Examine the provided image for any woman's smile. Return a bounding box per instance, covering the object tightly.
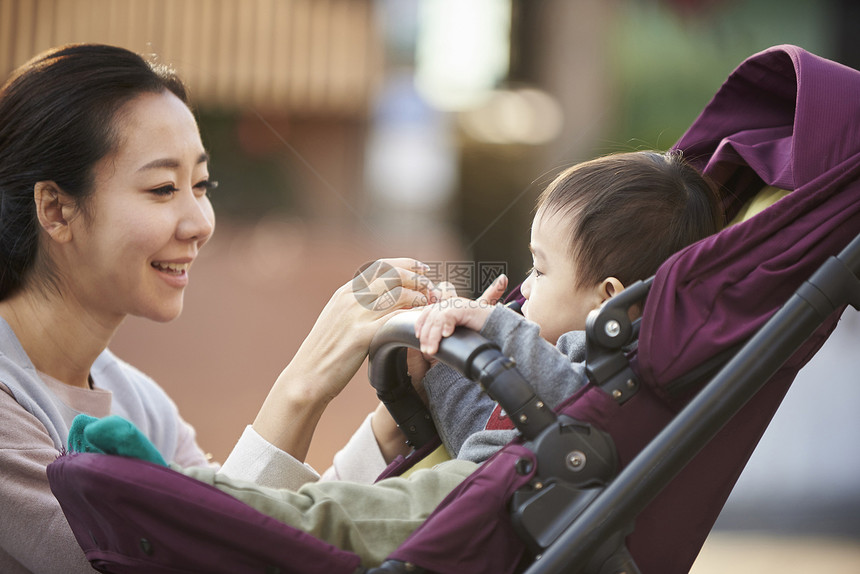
[151,260,192,288]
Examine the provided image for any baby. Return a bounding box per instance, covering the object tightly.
[414,149,724,463]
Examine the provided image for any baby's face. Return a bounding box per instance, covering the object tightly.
[519,210,603,345]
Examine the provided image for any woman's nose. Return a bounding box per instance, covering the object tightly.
[177,192,215,244]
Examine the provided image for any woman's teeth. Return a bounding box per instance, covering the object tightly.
[152,262,189,274]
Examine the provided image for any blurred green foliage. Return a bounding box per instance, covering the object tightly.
[604,0,833,151]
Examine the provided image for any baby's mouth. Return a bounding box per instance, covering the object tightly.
[151,262,189,275]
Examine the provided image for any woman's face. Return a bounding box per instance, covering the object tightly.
[64,90,215,324]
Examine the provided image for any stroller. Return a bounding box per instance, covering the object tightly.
[47,44,860,573]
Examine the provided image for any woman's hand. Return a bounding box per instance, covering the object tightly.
[292,258,437,395]
[253,258,437,461]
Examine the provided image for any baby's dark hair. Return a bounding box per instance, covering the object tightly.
[536,150,724,288]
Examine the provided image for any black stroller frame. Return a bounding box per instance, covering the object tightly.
[368,230,860,574]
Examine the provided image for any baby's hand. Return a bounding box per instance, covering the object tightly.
[414,274,508,355]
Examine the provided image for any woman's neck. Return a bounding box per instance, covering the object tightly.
[0,288,121,389]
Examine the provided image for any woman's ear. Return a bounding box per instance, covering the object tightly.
[34,181,75,243]
[598,277,626,302]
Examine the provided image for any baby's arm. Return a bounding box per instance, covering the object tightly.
[416,272,586,410]
[421,305,588,458]
[423,362,495,457]
[412,275,507,456]
[480,306,588,408]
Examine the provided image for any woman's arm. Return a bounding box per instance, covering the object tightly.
[252,258,435,464]
[320,411,390,483]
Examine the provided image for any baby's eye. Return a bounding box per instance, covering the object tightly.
[528,266,543,278]
[150,184,179,196]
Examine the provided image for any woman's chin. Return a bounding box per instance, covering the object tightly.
[138,302,184,323]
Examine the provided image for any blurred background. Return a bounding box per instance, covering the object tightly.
[2,0,858,570]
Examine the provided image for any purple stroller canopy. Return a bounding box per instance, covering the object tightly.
[387,44,860,573]
[646,43,860,388]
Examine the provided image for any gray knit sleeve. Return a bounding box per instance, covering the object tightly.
[423,362,493,458]
[422,304,589,460]
[481,305,588,409]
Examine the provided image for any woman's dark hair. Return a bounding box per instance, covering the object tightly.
[0,43,189,300]
[537,150,725,289]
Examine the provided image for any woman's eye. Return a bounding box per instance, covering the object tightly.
[150,180,218,197]
[195,179,219,196]
[150,184,179,196]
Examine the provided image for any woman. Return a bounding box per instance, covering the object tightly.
[0,43,430,572]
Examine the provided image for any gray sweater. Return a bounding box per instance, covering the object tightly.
[0,318,194,456]
[0,317,208,573]
[423,304,587,463]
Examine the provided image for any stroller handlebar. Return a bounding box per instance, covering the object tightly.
[368,310,557,449]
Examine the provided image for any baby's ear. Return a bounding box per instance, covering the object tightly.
[598,277,626,302]
[34,181,75,243]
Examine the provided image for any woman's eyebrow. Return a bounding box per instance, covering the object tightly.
[137,152,210,172]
